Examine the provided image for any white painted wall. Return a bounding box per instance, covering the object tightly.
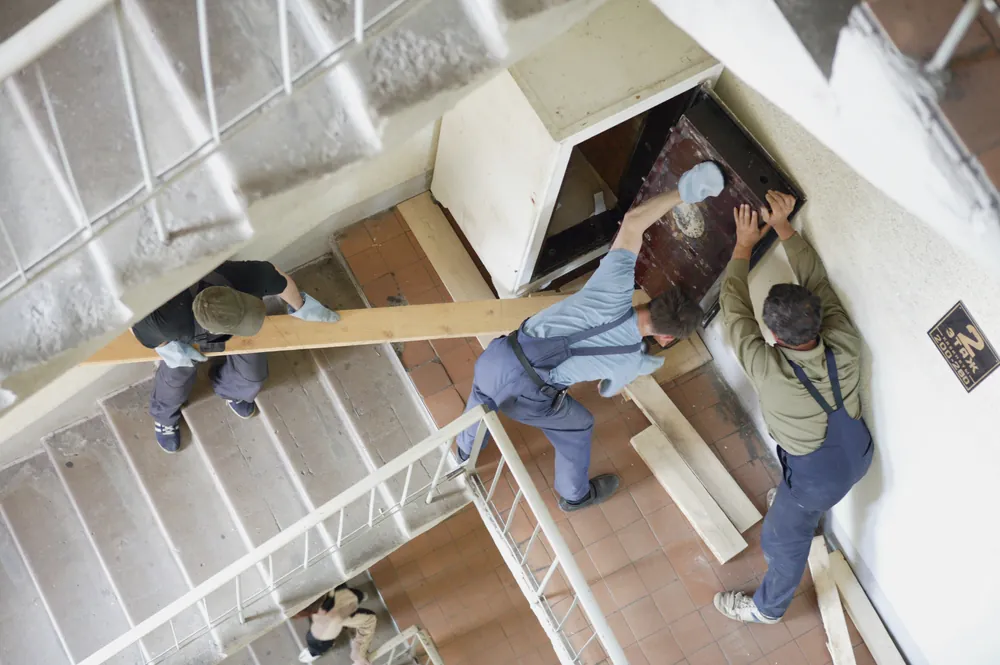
[650,0,1000,285]
[705,71,1000,665]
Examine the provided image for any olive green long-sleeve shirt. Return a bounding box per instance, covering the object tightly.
[720,233,864,455]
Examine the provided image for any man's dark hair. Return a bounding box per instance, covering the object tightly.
[762,283,822,346]
[648,287,703,338]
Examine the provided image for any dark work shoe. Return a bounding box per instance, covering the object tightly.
[558,474,620,513]
[226,399,257,419]
[154,422,181,453]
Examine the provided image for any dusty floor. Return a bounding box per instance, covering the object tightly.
[337,211,877,665]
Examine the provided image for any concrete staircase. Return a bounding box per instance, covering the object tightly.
[0,0,605,408]
[0,252,470,665]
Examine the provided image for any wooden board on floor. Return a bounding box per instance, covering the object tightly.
[84,297,567,366]
[632,425,747,563]
[830,551,906,665]
[652,333,713,384]
[808,537,857,665]
[397,192,496,349]
[624,375,761,532]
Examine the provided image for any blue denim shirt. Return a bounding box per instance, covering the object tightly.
[524,249,663,397]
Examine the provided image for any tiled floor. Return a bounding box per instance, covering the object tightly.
[335,208,482,429]
[340,207,876,664]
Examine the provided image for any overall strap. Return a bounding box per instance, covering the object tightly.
[824,346,845,410]
[786,358,834,415]
[565,310,643,356]
[507,334,553,394]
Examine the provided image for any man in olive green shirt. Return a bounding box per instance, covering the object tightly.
[714,191,874,625]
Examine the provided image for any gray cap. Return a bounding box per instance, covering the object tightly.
[192,286,266,337]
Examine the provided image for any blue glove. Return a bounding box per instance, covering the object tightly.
[155,341,208,368]
[288,292,341,323]
[678,162,725,203]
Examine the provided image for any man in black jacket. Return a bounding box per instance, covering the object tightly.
[132,260,340,452]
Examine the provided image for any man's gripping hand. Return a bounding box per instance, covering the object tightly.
[760,190,796,241]
[155,341,208,368]
[288,292,341,323]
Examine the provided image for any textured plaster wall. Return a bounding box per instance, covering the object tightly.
[703,71,1000,665]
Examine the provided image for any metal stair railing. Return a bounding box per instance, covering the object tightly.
[464,411,628,665]
[76,405,485,665]
[0,0,424,303]
[368,625,444,665]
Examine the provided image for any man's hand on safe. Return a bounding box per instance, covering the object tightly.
[761,190,796,241]
[732,204,769,260]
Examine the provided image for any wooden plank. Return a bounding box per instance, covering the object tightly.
[624,375,761,532]
[632,426,745,563]
[830,551,905,665]
[808,537,857,665]
[83,297,566,366]
[396,192,496,349]
[651,332,713,384]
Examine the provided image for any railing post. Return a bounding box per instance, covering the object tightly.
[466,419,488,470]
[235,574,245,624]
[425,442,451,504]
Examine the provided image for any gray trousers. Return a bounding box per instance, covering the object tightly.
[149,354,269,426]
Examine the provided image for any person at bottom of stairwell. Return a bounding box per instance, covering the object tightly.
[131,260,341,453]
[455,162,726,512]
[298,585,377,664]
[714,192,873,625]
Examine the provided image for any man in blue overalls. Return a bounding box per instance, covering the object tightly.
[456,162,726,512]
[714,192,873,624]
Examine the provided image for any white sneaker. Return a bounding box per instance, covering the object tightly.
[767,487,777,511]
[713,591,780,624]
[298,648,320,663]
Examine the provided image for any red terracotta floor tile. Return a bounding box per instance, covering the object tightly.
[783,590,822,639]
[431,336,470,357]
[634,550,679,592]
[652,579,697,625]
[364,209,406,243]
[690,404,741,443]
[600,491,642,530]
[607,610,637,648]
[687,642,728,665]
[747,620,794,655]
[647,504,695,547]
[853,643,876,665]
[670,610,715,657]
[714,431,754,471]
[718,626,764,665]
[699,603,740,641]
[752,640,808,665]
[794,625,832,665]
[676,371,723,414]
[665,539,725,607]
[617,519,659,563]
[407,231,426,259]
[439,342,478,384]
[587,533,630,577]
[401,340,436,368]
[732,460,775,499]
[379,232,421,271]
[424,387,465,427]
[605,564,647,609]
[630,476,672,515]
[568,507,614,548]
[395,261,436,299]
[363,273,401,307]
[346,246,390,285]
[625,642,651,665]
[639,626,685,665]
[409,361,452,397]
[407,286,446,305]
[337,223,373,257]
[622,595,666,641]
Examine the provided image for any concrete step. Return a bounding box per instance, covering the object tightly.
[101,380,278,653]
[0,454,141,665]
[247,620,304,665]
[183,384,344,611]
[44,415,220,663]
[0,517,71,665]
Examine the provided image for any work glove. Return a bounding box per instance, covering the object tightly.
[288,292,341,323]
[155,341,208,368]
[678,161,725,203]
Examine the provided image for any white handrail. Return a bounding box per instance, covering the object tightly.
[76,405,486,665]
[481,411,629,665]
[368,625,444,665]
[0,0,114,82]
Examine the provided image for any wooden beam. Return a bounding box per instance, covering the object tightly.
[631,426,746,563]
[632,425,747,564]
[624,375,761,532]
[808,536,857,665]
[83,297,566,366]
[652,333,713,384]
[397,193,496,349]
[830,551,905,665]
